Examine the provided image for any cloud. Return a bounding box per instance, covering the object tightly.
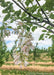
[4,34,18,42]
[32,28,52,48]
[6,42,15,50]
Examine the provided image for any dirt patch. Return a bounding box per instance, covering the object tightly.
[0,65,54,72]
[5,61,14,64]
[5,61,54,65]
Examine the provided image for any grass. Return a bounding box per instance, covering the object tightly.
[0,69,54,75]
[35,59,51,62]
[0,53,54,74]
[35,64,54,67]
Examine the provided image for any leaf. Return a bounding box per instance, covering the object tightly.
[27,26,30,31]
[25,0,29,6]
[42,0,54,11]
[4,13,10,21]
[46,33,50,36]
[14,10,21,17]
[50,13,54,19]
[49,35,54,39]
[4,23,7,25]
[42,30,47,32]
[39,34,44,40]
[22,16,31,21]
[28,5,38,13]
[8,26,12,29]
[25,0,33,6]
[45,36,47,38]
[32,26,37,32]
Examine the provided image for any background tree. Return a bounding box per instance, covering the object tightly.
[33,43,38,61]
[0,22,10,66]
[0,28,7,66]
[5,50,9,62]
[51,36,54,62]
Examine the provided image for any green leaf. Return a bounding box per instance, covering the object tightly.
[27,26,30,31]
[22,16,31,21]
[4,13,10,21]
[28,5,38,13]
[14,10,21,17]
[50,13,54,19]
[42,30,47,32]
[4,23,7,25]
[49,35,54,39]
[45,36,47,38]
[39,34,44,40]
[8,26,12,29]
[46,33,50,36]
[42,0,54,11]
[25,0,29,6]
[47,26,53,29]
[25,0,33,6]
[32,26,37,32]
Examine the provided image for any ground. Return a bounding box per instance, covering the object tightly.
[0,53,54,75]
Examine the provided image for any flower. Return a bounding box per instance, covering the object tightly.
[18,21,23,26]
[13,21,34,66]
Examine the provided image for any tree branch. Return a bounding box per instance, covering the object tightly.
[12,0,54,27]
[25,20,54,34]
[35,0,49,22]
[18,0,26,9]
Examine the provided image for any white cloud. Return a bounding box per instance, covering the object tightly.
[6,42,15,50]
[4,34,18,42]
[38,39,52,46]
[32,28,52,47]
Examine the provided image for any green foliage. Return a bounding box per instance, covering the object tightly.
[4,13,10,21]
[1,70,53,75]
[31,26,37,32]
[25,0,33,6]
[27,5,38,13]
[42,0,54,11]
[50,13,54,19]
[39,34,44,40]
[51,37,54,62]
[7,26,12,29]
[0,41,7,66]
[5,51,9,61]
[49,35,54,39]
[0,0,54,38]
[42,30,47,32]
[23,25,30,32]
[33,43,40,61]
[21,12,27,20]
[14,10,21,17]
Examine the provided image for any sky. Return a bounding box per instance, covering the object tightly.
[3,26,52,50]
[0,0,52,50]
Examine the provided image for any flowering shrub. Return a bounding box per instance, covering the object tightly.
[13,21,34,67]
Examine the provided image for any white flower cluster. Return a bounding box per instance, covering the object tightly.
[13,21,34,67]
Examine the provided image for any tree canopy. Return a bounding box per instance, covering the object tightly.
[0,0,54,40]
